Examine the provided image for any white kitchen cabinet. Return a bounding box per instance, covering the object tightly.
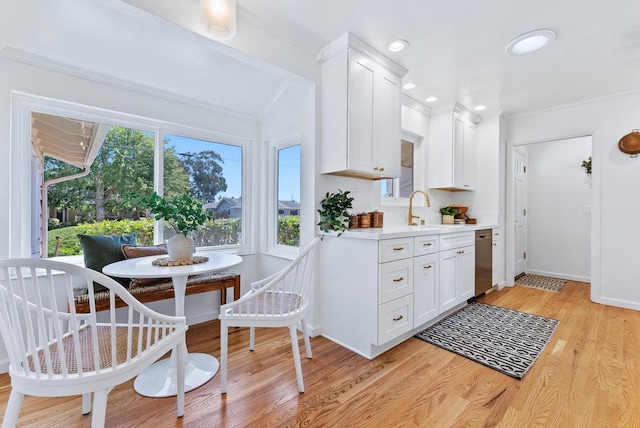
[321,229,476,359]
[318,33,407,180]
[429,104,479,191]
[492,228,505,286]
[439,232,475,311]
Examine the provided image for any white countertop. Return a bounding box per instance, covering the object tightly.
[325,223,499,240]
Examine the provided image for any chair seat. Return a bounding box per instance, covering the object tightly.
[27,325,161,375]
[228,291,302,316]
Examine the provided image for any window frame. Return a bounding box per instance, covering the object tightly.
[267,131,301,259]
[20,94,254,258]
[380,131,423,206]
[157,126,253,254]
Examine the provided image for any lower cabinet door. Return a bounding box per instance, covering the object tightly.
[377,294,413,345]
[457,245,475,301]
[414,253,438,327]
[439,248,458,311]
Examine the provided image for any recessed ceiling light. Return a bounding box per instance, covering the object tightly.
[388,39,409,52]
[474,105,487,111]
[425,96,439,103]
[402,82,417,90]
[506,29,556,55]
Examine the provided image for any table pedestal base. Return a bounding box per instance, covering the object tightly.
[133,353,219,397]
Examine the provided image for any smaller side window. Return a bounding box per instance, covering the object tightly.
[268,132,301,257]
[381,138,415,200]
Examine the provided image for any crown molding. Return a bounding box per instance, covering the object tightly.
[317,32,408,78]
[401,94,431,116]
[431,102,481,123]
[0,45,258,121]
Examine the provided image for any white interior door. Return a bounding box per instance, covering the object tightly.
[513,150,527,277]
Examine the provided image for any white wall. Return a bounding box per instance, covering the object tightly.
[508,90,640,310]
[525,136,591,281]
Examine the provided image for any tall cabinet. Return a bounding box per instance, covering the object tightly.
[429,104,479,191]
[318,33,408,180]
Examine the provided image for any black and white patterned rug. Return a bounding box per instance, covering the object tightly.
[414,302,559,379]
[515,274,566,292]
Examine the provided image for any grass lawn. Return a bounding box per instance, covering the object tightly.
[47,226,80,257]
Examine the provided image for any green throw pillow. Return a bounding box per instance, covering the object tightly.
[78,234,137,292]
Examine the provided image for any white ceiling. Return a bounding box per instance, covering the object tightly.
[123,0,640,117]
[2,0,640,118]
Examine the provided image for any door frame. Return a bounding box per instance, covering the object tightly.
[505,127,601,303]
[512,149,528,277]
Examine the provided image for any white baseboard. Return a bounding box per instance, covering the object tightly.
[593,296,640,311]
[526,269,590,283]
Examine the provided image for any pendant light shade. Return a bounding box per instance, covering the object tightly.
[200,0,236,40]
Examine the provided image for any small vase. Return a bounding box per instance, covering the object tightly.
[442,214,455,224]
[167,234,195,261]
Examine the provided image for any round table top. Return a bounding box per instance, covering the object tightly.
[103,252,243,279]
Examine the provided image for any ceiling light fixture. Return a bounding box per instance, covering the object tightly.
[474,105,487,111]
[388,39,409,52]
[506,29,556,55]
[200,0,236,40]
[403,82,417,90]
[425,96,438,103]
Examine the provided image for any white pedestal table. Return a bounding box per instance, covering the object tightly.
[103,252,242,398]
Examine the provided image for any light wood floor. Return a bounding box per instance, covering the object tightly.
[2,281,640,427]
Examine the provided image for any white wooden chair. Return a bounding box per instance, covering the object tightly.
[219,237,320,393]
[0,258,188,428]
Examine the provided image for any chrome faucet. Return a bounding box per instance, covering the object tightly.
[408,190,431,226]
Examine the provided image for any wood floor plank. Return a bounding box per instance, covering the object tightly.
[3,281,640,427]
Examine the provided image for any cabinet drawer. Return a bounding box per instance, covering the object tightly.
[379,237,413,263]
[414,235,439,256]
[439,231,474,251]
[379,258,413,304]
[377,294,413,345]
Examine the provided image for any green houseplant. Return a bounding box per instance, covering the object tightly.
[135,192,212,260]
[318,190,354,237]
[581,156,592,175]
[439,206,460,224]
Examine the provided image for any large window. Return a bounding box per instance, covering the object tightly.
[36,110,250,257]
[163,134,243,248]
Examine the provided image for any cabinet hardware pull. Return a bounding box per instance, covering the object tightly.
[380,167,384,171]
[424,265,432,269]
[393,247,404,251]
[494,233,500,236]
[423,243,432,247]
[393,315,404,321]
[373,166,379,171]
[493,243,497,246]
[393,277,404,282]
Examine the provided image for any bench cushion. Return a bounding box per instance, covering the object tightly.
[73,271,239,313]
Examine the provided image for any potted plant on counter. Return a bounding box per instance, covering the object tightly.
[318,190,354,237]
[439,206,460,224]
[134,192,212,261]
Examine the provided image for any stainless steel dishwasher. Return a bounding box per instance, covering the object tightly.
[475,229,493,296]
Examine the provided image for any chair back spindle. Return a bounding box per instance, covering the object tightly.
[0,258,188,426]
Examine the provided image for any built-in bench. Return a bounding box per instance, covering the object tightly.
[72,271,240,313]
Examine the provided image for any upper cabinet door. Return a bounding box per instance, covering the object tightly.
[348,51,376,174]
[376,70,401,178]
[428,104,479,191]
